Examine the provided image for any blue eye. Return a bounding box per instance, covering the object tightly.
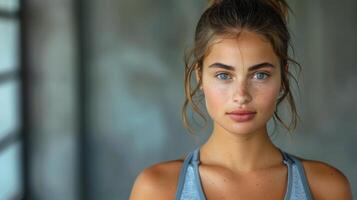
[254,72,269,80]
[216,73,231,80]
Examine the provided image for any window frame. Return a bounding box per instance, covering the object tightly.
[0,1,26,199]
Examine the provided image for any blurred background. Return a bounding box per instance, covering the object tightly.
[0,0,356,199]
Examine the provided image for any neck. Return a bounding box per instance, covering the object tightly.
[200,124,282,173]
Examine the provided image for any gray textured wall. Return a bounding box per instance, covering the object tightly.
[85,0,357,199]
[26,1,79,199]
[85,1,209,199]
[26,0,356,199]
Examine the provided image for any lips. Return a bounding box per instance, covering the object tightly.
[227,109,256,115]
[227,109,256,122]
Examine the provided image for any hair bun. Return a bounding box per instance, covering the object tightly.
[208,0,290,22]
[263,0,290,22]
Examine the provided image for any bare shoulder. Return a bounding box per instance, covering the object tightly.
[298,157,353,200]
[129,157,185,200]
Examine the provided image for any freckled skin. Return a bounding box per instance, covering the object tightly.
[200,31,282,136]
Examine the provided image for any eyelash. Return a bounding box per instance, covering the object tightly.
[215,72,271,81]
[253,72,270,80]
[215,72,232,81]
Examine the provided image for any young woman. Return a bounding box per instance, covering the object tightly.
[130,0,353,199]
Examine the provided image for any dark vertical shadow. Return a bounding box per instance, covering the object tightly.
[19,0,30,199]
[0,8,18,19]
[75,0,89,199]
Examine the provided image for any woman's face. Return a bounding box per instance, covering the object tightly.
[199,31,282,136]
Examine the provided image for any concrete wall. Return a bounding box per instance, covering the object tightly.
[26,1,79,199]
[26,0,356,199]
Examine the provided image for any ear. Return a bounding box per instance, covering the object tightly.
[280,64,289,92]
[194,64,202,88]
[283,64,289,76]
[284,64,288,73]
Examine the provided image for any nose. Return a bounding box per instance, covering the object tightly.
[233,79,252,105]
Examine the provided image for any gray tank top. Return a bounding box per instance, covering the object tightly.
[175,147,313,200]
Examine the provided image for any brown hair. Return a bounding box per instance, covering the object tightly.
[182,0,301,134]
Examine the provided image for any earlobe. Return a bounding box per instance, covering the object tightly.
[277,85,284,99]
[279,89,284,97]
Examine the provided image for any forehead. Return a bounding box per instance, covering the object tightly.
[203,31,280,68]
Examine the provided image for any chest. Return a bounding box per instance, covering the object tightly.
[199,165,288,200]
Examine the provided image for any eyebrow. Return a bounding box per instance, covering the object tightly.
[208,62,275,71]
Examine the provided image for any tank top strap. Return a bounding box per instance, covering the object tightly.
[192,147,201,164]
[279,148,295,165]
[191,147,207,200]
[278,148,294,200]
[284,152,313,200]
[279,150,313,200]
[175,150,194,200]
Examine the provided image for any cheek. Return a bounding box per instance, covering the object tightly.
[203,82,230,115]
[253,83,280,113]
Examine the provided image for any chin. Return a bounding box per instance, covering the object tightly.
[228,124,263,135]
[215,117,267,136]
